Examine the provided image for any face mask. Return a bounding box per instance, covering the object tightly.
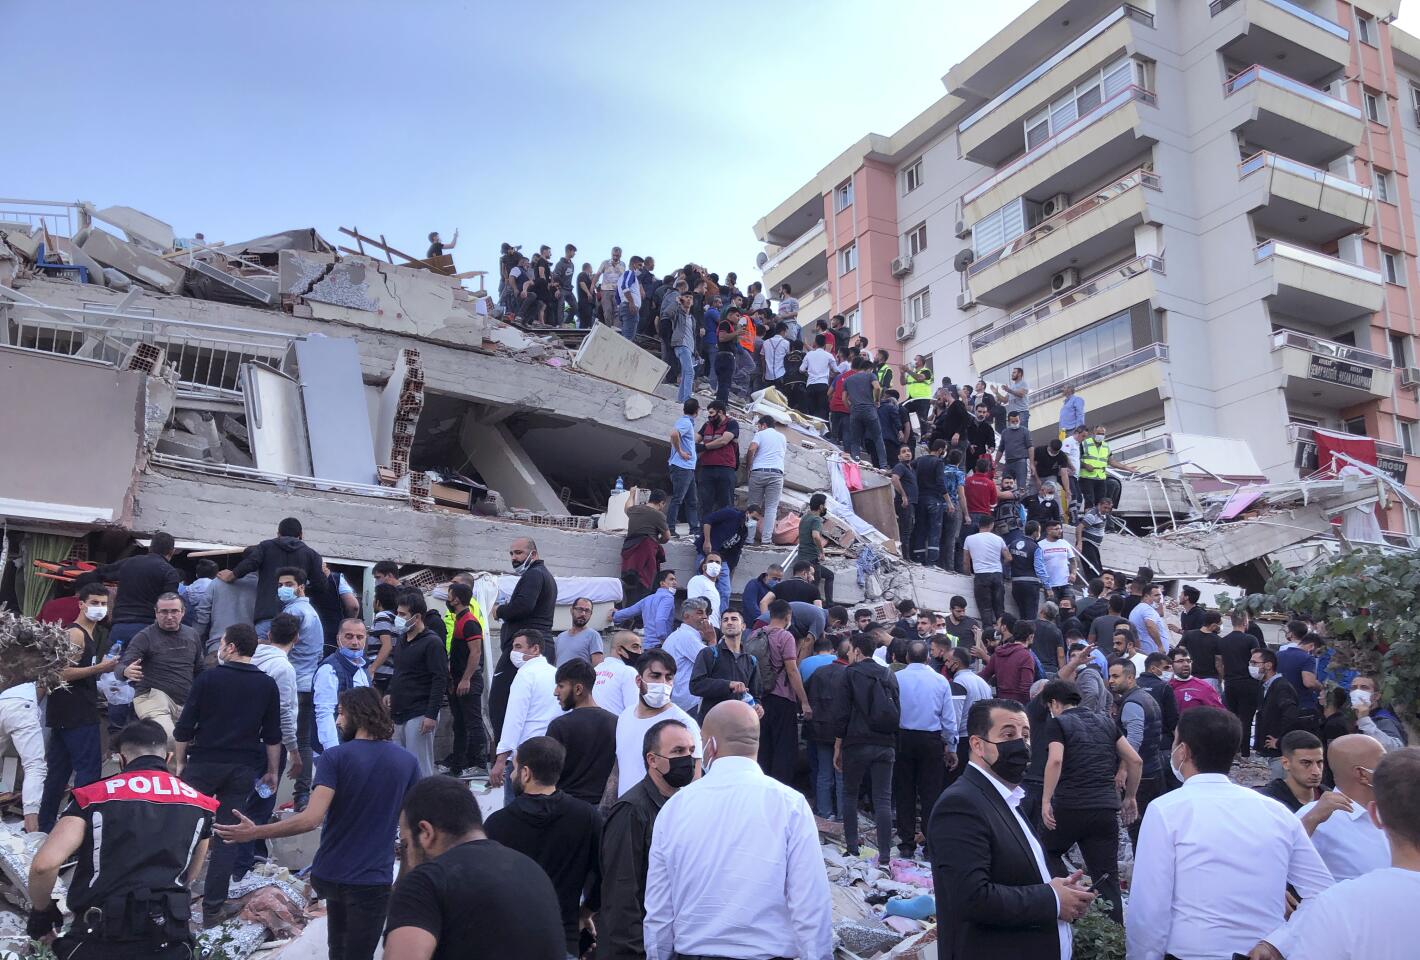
[277,586,297,604]
[513,555,533,575]
[641,682,672,709]
[1248,665,1262,680]
[704,562,722,578]
[339,646,364,664]
[393,616,409,634]
[1161,671,1174,683]
[986,738,1030,785]
[85,605,108,622]
[1096,434,1106,442]
[701,736,718,773]
[511,650,530,668]
[1170,744,1186,782]
[1350,689,1372,708]
[661,754,696,788]
[767,577,781,588]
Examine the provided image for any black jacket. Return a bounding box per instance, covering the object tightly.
[597,776,670,960]
[387,627,448,723]
[1255,674,1302,756]
[100,553,183,625]
[928,764,1062,960]
[230,536,326,623]
[484,791,602,957]
[805,659,848,743]
[688,641,760,723]
[497,560,558,653]
[833,659,900,748]
[1137,672,1179,743]
[1076,596,1108,630]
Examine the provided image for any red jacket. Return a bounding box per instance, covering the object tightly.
[963,473,998,516]
[979,641,1036,702]
[829,372,851,414]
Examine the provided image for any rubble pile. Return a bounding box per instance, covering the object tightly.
[817,817,939,959]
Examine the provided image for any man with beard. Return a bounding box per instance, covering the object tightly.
[613,650,703,797]
[215,687,419,960]
[546,659,617,806]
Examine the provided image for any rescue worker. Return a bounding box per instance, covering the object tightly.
[1077,424,1135,508]
[28,719,218,958]
[902,356,934,441]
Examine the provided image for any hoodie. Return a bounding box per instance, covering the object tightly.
[230,535,326,623]
[281,596,325,691]
[979,641,1037,702]
[250,644,299,751]
[483,791,602,956]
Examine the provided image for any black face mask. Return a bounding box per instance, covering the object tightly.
[661,754,695,789]
[986,738,1031,784]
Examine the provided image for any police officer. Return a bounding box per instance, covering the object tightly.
[1077,423,1135,508]
[28,719,218,958]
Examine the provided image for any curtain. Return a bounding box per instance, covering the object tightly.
[20,533,75,617]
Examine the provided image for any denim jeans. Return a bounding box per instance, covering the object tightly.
[1003,457,1030,491]
[234,749,287,879]
[182,760,259,917]
[814,742,846,818]
[618,302,639,340]
[313,878,391,960]
[675,345,695,402]
[39,723,102,831]
[698,465,737,515]
[667,465,700,534]
[847,407,886,467]
[940,505,962,572]
[913,497,944,565]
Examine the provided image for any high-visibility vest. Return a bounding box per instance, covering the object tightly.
[1080,437,1110,479]
[905,369,933,401]
[442,598,487,656]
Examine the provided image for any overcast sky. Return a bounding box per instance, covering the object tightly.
[6,0,1032,285]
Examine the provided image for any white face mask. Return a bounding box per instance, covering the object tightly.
[704,562,722,578]
[1350,689,1373,708]
[85,605,108,622]
[393,615,409,635]
[641,682,672,709]
[1170,744,1186,783]
[1248,665,1262,680]
[1161,671,1174,683]
[511,650,530,669]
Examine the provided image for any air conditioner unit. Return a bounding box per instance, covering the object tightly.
[1040,193,1070,220]
[1400,366,1420,387]
[891,255,914,277]
[1050,267,1080,293]
[954,218,970,239]
[895,321,917,342]
[957,290,976,310]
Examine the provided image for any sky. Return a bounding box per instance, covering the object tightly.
[6,0,1033,286]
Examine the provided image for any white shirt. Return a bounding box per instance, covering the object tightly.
[686,575,722,629]
[802,348,835,386]
[749,427,787,472]
[950,669,993,742]
[661,625,710,714]
[968,761,1071,960]
[763,335,789,380]
[1126,773,1334,960]
[1263,866,1419,960]
[312,655,370,752]
[644,755,832,960]
[614,703,702,797]
[495,655,563,755]
[1061,435,1081,473]
[964,531,1008,574]
[617,268,641,308]
[0,683,37,703]
[1297,790,1391,882]
[1129,603,1166,654]
[592,655,639,716]
[1038,538,1075,587]
[896,663,957,741]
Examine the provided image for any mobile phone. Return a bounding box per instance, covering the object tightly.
[1081,872,1110,892]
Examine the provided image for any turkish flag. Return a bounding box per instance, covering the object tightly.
[1313,428,1377,477]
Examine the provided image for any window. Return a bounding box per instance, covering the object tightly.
[904,159,923,194]
[907,289,931,324]
[1412,84,1420,125]
[835,179,854,211]
[907,222,928,257]
[1364,89,1386,125]
[984,310,1138,388]
[843,307,861,333]
[1383,249,1404,285]
[1376,169,1395,204]
[1021,57,1138,149]
[1357,13,1376,46]
[972,197,1029,256]
[1345,416,1368,436]
[1406,506,1420,540]
[838,243,857,275]
[1396,417,1418,457]
[1390,333,1413,367]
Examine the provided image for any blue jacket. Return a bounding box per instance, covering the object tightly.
[741,574,778,623]
[282,596,325,692]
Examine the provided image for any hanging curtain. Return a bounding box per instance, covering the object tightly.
[20,533,75,617]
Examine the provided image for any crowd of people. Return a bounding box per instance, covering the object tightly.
[3,495,1412,960]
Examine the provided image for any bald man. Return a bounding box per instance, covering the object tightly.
[1299,733,1390,881]
[490,538,557,741]
[643,701,832,960]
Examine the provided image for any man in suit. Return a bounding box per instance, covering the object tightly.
[1252,647,1303,780]
[928,697,1096,960]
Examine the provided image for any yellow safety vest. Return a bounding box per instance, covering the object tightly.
[1080,438,1110,479]
[905,369,933,401]
[442,598,487,655]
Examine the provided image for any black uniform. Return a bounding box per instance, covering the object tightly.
[54,756,217,957]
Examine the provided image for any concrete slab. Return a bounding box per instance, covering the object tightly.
[51,237,106,286]
[91,204,175,250]
[459,416,566,514]
[0,223,38,259]
[573,322,670,393]
[78,229,185,293]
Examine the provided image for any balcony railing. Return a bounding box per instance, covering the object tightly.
[1209,0,1349,41]
[968,167,1160,277]
[962,85,1157,205]
[1114,434,1175,461]
[1034,342,1169,404]
[1287,421,1404,458]
[1223,65,1361,119]
[1238,152,1372,200]
[957,5,1155,134]
[761,220,825,274]
[970,255,1163,350]
[1271,329,1394,370]
[1255,239,1383,284]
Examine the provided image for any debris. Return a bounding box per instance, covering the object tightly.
[624,394,654,421]
[834,919,904,955]
[573,322,669,393]
[78,228,185,293]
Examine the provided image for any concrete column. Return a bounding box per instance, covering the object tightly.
[458,415,566,514]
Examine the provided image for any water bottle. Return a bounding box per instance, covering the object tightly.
[613,476,625,492]
[253,778,274,800]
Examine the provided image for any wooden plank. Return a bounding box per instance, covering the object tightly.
[378,234,394,265]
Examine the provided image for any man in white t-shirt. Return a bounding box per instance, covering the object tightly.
[0,682,46,832]
[1061,424,1086,508]
[801,333,836,421]
[1036,520,1078,600]
[614,649,703,796]
[593,630,643,716]
[746,415,788,545]
[962,515,1011,633]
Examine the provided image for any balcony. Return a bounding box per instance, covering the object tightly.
[797,281,833,327]
[1287,422,1409,484]
[1223,66,1364,167]
[1255,239,1383,327]
[1029,343,1170,436]
[1272,329,1393,404]
[1211,0,1350,85]
[970,255,1162,371]
[961,84,1157,225]
[761,219,827,295]
[967,167,1159,308]
[957,5,1153,166]
[1240,152,1373,244]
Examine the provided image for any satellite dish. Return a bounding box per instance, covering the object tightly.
[756,251,768,269]
[954,248,976,272]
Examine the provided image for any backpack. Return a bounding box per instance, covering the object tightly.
[864,667,901,735]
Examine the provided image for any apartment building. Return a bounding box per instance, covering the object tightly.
[752,0,1420,538]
